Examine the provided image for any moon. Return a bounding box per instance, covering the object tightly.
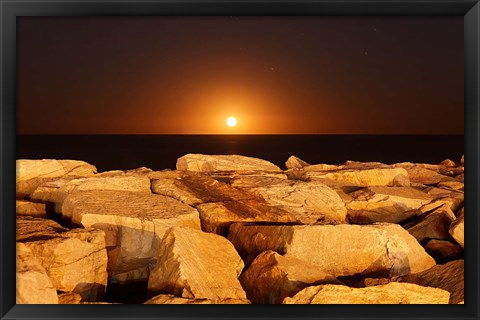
[226,116,237,127]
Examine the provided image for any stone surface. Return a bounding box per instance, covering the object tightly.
[240,250,339,304]
[16,216,108,301]
[62,190,201,283]
[282,282,450,304]
[394,259,464,304]
[31,174,151,214]
[144,294,249,304]
[58,292,83,304]
[16,242,59,304]
[228,223,436,276]
[405,204,456,244]
[16,200,47,218]
[176,154,281,172]
[346,187,432,224]
[393,163,455,186]
[449,210,464,248]
[420,187,464,213]
[147,227,247,301]
[424,239,463,264]
[285,156,310,169]
[16,159,97,198]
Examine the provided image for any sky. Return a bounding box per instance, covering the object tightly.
[16,16,464,135]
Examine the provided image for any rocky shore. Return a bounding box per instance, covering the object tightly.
[16,154,464,304]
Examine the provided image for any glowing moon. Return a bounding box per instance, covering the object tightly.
[226,116,237,127]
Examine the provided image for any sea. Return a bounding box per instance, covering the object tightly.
[16,135,464,172]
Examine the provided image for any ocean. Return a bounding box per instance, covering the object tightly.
[16,135,464,172]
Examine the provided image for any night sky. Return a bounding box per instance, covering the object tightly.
[17,16,463,135]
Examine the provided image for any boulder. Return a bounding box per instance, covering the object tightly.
[16,243,59,304]
[405,204,456,244]
[147,227,247,302]
[16,217,108,301]
[58,292,83,304]
[420,187,464,213]
[285,156,310,169]
[449,211,464,248]
[31,174,151,214]
[176,154,281,172]
[62,190,201,283]
[394,259,464,304]
[16,159,96,198]
[16,200,47,218]
[346,187,432,224]
[239,250,339,304]
[144,294,249,304]
[282,282,450,304]
[424,239,463,264]
[228,223,436,276]
[393,164,455,186]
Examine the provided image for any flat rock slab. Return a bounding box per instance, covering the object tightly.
[393,164,457,186]
[449,211,464,248]
[147,227,247,302]
[62,190,201,283]
[16,242,59,304]
[16,200,47,218]
[405,204,456,244]
[228,223,436,277]
[394,259,464,304]
[16,159,97,198]
[240,250,339,304]
[16,216,108,301]
[346,187,433,224]
[144,294,249,304]
[176,154,281,172]
[282,282,450,304]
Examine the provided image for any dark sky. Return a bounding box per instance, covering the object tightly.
[17,16,464,134]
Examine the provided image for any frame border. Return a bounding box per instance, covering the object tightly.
[1,1,479,319]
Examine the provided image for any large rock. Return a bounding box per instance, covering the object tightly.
[31,174,151,214]
[449,210,464,248]
[144,294,249,304]
[346,187,433,224]
[231,177,347,224]
[16,200,47,218]
[394,260,464,304]
[228,223,436,276]
[16,159,97,198]
[147,227,247,302]
[393,163,456,186]
[176,154,281,172]
[62,190,201,283]
[16,216,108,301]
[282,282,450,304]
[287,167,410,188]
[285,156,310,169]
[420,187,464,213]
[405,204,456,244]
[16,243,59,304]
[240,250,339,304]
[424,239,463,263]
[58,292,83,304]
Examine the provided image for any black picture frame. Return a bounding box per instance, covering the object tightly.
[1,1,478,319]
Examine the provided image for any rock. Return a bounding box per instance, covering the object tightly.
[16,159,97,198]
[16,216,108,301]
[228,223,435,276]
[144,294,249,304]
[393,164,455,186]
[460,155,464,166]
[16,243,59,304]
[346,187,432,224]
[240,250,339,304]
[436,180,464,191]
[58,292,82,304]
[282,282,450,304]
[439,159,456,167]
[449,210,464,248]
[62,190,201,283]
[420,187,464,213]
[176,154,281,172]
[405,204,456,244]
[147,227,247,301]
[31,174,151,214]
[287,167,410,188]
[285,156,310,169]
[424,239,463,263]
[394,260,464,304]
[231,176,347,224]
[16,200,47,218]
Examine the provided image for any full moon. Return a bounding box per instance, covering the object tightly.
[226,116,237,127]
